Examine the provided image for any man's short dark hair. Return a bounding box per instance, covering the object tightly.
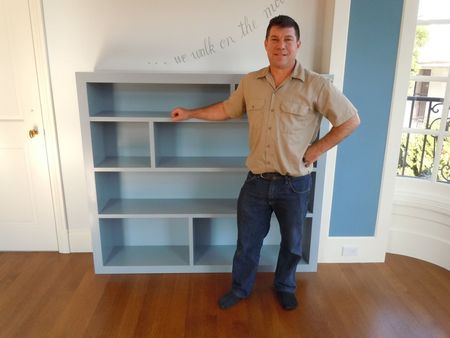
[265,15,300,41]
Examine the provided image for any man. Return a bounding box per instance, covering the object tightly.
[171,15,360,310]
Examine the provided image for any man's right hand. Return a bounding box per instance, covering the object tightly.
[171,107,191,122]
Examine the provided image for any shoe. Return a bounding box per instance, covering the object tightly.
[218,291,243,309]
[276,291,298,310]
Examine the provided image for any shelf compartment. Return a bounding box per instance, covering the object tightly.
[193,245,309,271]
[193,217,282,267]
[94,171,245,213]
[99,218,189,266]
[86,82,230,117]
[154,122,248,169]
[91,122,151,168]
[193,217,237,266]
[192,216,312,268]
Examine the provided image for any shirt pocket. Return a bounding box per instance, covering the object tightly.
[279,101,310,133]
[246,99,266,133]
[247,99,265,112]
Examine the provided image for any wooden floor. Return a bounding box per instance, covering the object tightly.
[0,253,448,338]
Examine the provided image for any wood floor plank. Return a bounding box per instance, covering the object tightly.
[0,253,67,337]
[0,253,448,338]
[18,254,85,338]
[185,274,219,338]
[46,255,110,338]
[114,275,148,337]
[381,255,450,338]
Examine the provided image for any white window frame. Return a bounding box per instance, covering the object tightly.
[376,0,450,260]
[400,15,450,184]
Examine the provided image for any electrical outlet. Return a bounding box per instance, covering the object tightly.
[341,246,359,257]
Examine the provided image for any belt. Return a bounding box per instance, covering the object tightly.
[253,172,287,180]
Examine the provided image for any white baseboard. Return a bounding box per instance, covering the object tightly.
[318,237,386,263]
[389,188,450,270]
[388,228,450,270]
[68,228,92,252]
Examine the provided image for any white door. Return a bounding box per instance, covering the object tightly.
[0,0,58,250]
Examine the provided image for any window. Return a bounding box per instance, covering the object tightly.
[397,0,450,184]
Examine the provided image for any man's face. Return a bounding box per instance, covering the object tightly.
[264,26,301,70]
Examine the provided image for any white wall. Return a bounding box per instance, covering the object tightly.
[389,179,450,270]
[43,0,332,251]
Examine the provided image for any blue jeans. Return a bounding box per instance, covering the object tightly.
[231,172,311,298]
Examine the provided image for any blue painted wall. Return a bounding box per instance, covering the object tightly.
[329,0,404,236]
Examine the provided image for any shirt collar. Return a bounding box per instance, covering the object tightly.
[292,61,305,81]
[256,60,305,82]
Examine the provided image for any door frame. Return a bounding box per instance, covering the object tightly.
[28,0,69,253]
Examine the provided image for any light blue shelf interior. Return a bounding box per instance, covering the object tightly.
[94,171,246,215]
[155,121,248,168]
[99,218,190,266]
[91,121,151,168]
[86,82,230,116]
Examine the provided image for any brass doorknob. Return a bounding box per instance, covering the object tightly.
[29,128,39,138]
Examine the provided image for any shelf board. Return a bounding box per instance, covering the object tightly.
[193,244,308,269]
[99,198,313,218]
[91,110,168,121]
[95,156,151,169]
[99,198,237,217]
[156,156,246,170]
[89,111,247,123]
[93,155,246,171]
[104,245,190,266]
[96,243,312,273]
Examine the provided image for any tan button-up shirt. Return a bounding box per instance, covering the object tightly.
[223,61,357,176]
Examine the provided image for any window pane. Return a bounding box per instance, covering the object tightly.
[411,25,450,77]
[398,133,436,179]
[404,81,446,130]
[438,137,450,183]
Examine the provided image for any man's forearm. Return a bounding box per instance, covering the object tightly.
[303,114,360,166]
[171,102,230,121]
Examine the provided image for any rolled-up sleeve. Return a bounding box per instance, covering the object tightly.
[223,78,247,118]
[315,80,358,127]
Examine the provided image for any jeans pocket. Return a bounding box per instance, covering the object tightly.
[287,175,311,194]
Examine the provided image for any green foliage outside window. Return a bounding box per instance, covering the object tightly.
[398,134,450,183]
